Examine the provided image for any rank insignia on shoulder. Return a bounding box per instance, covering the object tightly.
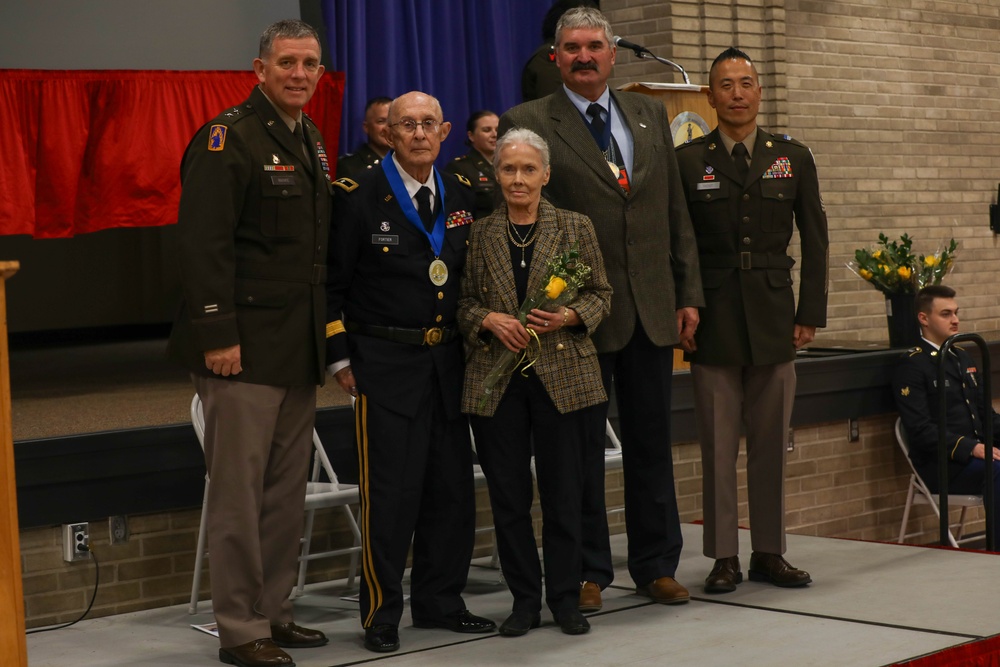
[333,177,359,192]
[900,386,910,397]
[455,174,472,187]
[446,210,474,229]
[208,125,227,151]
[908,346,922,356]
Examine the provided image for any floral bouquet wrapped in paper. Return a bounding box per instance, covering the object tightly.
[847,232,957,295]
[478,241,591,410]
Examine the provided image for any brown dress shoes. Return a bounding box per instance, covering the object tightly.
[635,576,690,604]
[269,622,328,648]
[748,552,812,587]
[704,556,743,593]
[578,581,603,612]
[219,638,293,667]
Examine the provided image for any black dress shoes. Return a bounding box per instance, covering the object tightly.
[269,622,328,648]
[364,625,400,653]
[498,611,541,637]
[748,552,812,588]
[704,556,742,594]
[553,609,591,635]
[219,638,293,667]
[413,609,497,634]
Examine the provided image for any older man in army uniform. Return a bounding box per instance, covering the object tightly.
[326,91,494,654]
[168,19,331,667]
[675,47,828,595]
[894,285,1000,538]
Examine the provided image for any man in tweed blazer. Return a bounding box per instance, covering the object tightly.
[499,7,704,609]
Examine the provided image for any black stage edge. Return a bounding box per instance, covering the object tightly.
[15,340,1000,530]
[14,406,358,529]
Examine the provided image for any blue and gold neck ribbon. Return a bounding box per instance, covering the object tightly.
[382,152,446,256]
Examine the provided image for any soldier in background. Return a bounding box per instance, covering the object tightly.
[336,95,391,180]
[444,110,498,220]
[521,0,598,102]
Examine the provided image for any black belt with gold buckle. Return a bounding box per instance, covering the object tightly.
[346,321,457,346]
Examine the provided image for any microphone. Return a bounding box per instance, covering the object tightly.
[613,36,649,55]
[612,35,691,84]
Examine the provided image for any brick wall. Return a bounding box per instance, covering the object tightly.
[607,0,1000,340]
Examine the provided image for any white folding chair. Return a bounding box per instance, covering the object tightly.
[188,394,362,614]
[895,417,982,547]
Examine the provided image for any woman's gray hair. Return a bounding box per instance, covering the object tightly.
[494,128,551,172]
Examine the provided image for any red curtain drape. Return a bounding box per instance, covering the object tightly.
[0,70,344,238]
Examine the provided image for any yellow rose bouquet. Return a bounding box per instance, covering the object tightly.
[478,242,592,409]
[847,233,957,295]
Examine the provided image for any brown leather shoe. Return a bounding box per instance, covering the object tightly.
[636,576,690,604]
[704,556,742,594]
[748,552,811,588]
[219,638,293,667]
[578,581,602,612]
[270,622,328,648]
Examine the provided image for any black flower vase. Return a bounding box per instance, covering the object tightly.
[885,293,921,348]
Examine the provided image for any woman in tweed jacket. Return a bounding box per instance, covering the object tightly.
[457,128,611,637]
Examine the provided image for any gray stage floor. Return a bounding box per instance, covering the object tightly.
[26,526,999,667]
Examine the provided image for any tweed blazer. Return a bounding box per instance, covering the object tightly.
[499,87,703,354]
[458,199,612,417]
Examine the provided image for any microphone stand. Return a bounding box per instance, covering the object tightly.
[625,47,691,85]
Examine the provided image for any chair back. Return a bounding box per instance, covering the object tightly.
[895,417,935,497]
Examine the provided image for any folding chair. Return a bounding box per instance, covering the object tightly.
[895,417,982,547]
[188,394,362,614]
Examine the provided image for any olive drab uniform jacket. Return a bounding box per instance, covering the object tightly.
[168,86,332,388]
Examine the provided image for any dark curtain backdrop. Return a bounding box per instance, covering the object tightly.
[323,0,554,165]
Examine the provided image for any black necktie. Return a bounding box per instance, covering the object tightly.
[587,103,607,150]
[731,142,750,183]
[416,186,434,232]
[294,121,310,161]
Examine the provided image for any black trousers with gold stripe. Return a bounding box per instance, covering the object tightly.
[353,384,476,629]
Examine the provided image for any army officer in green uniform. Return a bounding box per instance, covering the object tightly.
[675,47,828,595]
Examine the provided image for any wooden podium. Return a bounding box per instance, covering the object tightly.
[618,81,718,147]
[0,261,26,667]
[619,83,717,369]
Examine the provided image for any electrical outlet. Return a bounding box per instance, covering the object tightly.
[109,515,129,545]
[62,522,90,562]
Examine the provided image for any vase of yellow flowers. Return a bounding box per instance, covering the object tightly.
[847,233,957,348]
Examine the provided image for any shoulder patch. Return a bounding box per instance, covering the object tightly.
[333,177,359,192]
[208,124,227,151]
[455,174,472,187]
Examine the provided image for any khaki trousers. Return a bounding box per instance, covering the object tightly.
[691,361,795,559]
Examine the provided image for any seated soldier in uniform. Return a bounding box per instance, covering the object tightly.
[893,285,1000,538]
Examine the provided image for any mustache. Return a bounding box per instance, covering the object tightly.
[570,61,599,72]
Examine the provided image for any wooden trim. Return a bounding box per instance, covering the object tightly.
[0,261,27,667]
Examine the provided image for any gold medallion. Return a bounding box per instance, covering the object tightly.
[607,161,621,178]
[429,259,448,286]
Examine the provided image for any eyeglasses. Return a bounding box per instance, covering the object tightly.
[389,119,441,135]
